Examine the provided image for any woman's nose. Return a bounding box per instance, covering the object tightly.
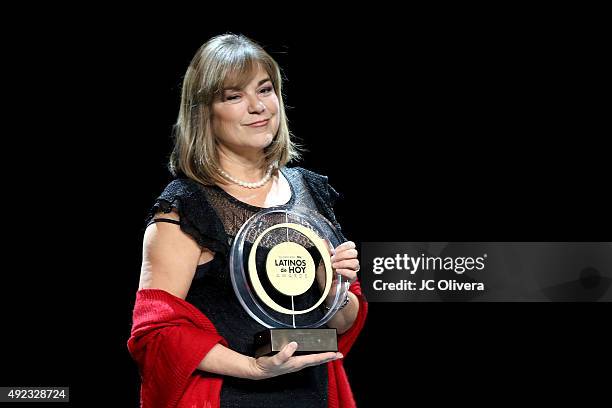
[247,95,266,114]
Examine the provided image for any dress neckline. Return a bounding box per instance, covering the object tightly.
[211,166,295,211]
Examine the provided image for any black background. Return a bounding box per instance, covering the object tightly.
[2,6,610,407]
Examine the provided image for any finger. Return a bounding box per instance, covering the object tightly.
[274,342,298,365]
[332,259,359,271]
[335,241,356,252]
[331,248,358,263]
[292,352,343,369]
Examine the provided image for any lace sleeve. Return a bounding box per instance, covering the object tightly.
[145,178,230,257]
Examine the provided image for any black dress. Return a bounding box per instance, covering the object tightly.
[145,166,347,408]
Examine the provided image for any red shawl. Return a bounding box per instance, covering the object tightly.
[128,282,368,408]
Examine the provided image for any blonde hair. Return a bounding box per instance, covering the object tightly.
[169,33,301,185]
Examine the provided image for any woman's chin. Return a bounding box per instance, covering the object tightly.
[236,138,273,153]
[255,133,274,149]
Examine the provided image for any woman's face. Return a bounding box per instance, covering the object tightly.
[211,65,280,154]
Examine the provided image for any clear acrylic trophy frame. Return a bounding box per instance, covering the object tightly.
[229,206,350,331]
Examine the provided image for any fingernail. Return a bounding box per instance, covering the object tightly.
[337,353,344,359]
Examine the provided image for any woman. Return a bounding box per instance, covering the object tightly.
[128,34,367,408]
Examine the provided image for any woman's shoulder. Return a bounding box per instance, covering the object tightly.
[285,166,340,206]
[157,177,204,200]
[148,177,211,216]
[147,177,229,254]
[285,166,329,185]
[286,166,346,241]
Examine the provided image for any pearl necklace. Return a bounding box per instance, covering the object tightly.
[217,163,276,189]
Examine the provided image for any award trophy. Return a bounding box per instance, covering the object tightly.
[230,206,350,358]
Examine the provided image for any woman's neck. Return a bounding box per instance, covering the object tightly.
[216,145,267,183]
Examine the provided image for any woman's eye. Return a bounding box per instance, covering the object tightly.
[259,87,273,94]
[226,94,241,101]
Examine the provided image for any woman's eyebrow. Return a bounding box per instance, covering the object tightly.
[223,77,272,91]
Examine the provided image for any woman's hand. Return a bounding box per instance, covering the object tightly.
[331,241,360,284]
[315,241,360,294]
[249,342,342,380]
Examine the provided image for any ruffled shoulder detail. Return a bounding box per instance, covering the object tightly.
[145,178,229,257]
[291,167,347,243]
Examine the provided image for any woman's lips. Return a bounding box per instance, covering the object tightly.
[245,119,269,127]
